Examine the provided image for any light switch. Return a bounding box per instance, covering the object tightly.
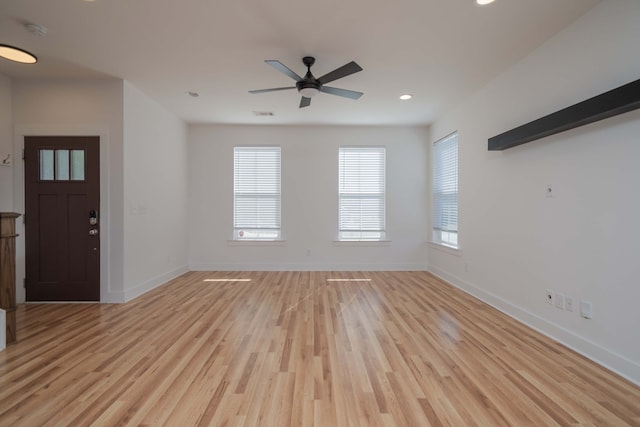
[580,301,593,319]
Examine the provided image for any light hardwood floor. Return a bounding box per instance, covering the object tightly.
[1,271,639,426]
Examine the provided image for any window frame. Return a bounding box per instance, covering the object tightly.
[432,132,459,249]
[338,146,386,242]
[233,146,282,241]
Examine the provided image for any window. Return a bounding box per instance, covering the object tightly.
[39,149,85,181]
[338,146,386,241]
[432,132,458,248]
[233,146,281,240]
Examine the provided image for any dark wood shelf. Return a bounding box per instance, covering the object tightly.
[488,78,640,151]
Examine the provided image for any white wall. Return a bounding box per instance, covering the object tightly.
[122,82,189,301]
[11,78,125,303]
[0,74,12,212]
[189,125,429,271]
[429,0,640,384]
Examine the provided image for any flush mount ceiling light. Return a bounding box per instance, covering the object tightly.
[475,0,496,5]
[0,44,38,64]
[400,94,413,100]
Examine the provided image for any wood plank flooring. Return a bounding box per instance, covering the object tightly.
[1,271,639,426]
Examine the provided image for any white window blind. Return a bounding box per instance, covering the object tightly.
[339,146,386,241]
[233,146,281,240]
[432,133,458,247]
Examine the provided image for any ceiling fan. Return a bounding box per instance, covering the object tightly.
[249,56,363,108]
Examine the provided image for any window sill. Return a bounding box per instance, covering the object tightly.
[227,240,287,246]
[428,241,461,256]
[333,240,391,246]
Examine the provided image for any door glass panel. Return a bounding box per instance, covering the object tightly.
[70,150,85,181]
[39,150,54,181]
[56,149,70,181]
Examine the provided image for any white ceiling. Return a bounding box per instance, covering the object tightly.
[0,0,599,126]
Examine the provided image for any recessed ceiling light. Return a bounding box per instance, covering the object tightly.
[475,0,496,5]
[399,94,413,100]
[0,44,37,64]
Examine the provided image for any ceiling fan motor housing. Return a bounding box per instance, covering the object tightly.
[296,79,321,92]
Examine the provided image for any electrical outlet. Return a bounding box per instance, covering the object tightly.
[580,301,593,319]
[555,292,566,310]
[565,296,574,312]
[546,290,554,305]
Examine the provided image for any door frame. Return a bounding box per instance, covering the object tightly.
[24,136,101,301]
[13,125,110,303]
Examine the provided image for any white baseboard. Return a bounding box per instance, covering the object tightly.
[429,266,640,386]
[102,291,126,304]
[189,262,429,272]
[123,265,189,302]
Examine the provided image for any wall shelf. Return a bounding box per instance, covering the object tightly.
[488,78,640,151]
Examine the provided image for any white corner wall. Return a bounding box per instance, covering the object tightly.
[189,125,429,271]
[122,82,189,301]
[0,74,12,212]
[429,0,640,384]
[11,78,125,303]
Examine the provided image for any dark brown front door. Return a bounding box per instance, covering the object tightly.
[24,136,100,301]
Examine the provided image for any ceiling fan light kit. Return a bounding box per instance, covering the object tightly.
[249,56,363,108]
[299,87,319,98]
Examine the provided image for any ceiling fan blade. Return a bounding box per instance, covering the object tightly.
[265,60,303,81]
[318,61,363,84]
[299,96,311,108]
[320,86,363,100]
[249,86,296,94]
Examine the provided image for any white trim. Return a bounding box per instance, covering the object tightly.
[332,240,392,246]
[102,291,126,304]
[190,262,429,271]
[13,124,112,304]
[428,241,461,256]
[227,240,287,246]
[429,265,640,386]
[123,265,189,302]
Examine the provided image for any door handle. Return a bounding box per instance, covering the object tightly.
[89,229,99,236]
[89,209,98,225]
